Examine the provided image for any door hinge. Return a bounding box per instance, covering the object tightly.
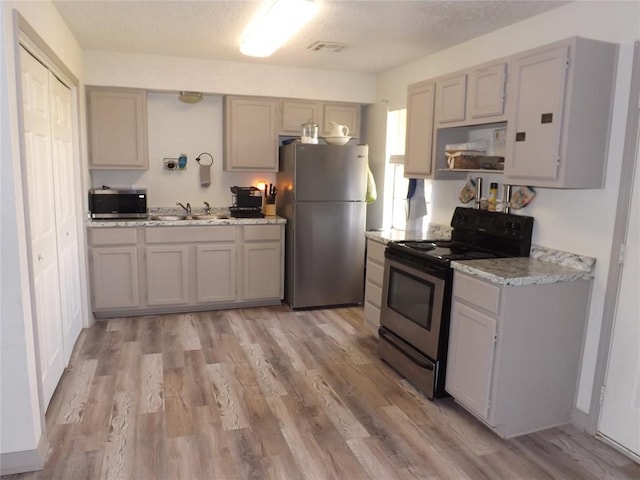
[619,243,626,265]
[599,385,606,405]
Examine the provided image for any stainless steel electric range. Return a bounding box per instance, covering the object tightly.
[378,207,534,399]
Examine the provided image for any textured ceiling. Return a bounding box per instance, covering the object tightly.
[52,0,568,74]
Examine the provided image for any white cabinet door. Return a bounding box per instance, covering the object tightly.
[280,100,321,135]
[243,243,282,300]
[195,244,236,303]
[88,88,148,169]
[92,247,140,310]
[49,70,83,364]
[446,301,497,421]
[145,245,189,306]
[21,47,65,407]
[598,118,640,457]
[404,80,435,177]
[224,96,279,171]
[436,74,467,125]
[322,103,360,137]
[467,62,507,120]
[505,45,568,181]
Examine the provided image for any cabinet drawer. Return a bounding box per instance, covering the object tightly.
[145,226,236,243]
[89,227,137,246]
[365,281,383,309]
[367,239,386,263]
[453,273,500,315]
[364,301,381,332]
[366,259,384,287]
[243,224,281,241]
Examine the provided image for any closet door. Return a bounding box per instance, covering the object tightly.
[20,47,64,406]
[49,71,83,363]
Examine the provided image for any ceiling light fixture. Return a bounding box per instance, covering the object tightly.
[240,0,319,58]
[178,91,203,104]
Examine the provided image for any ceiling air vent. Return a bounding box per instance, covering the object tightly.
[307,41,347,53]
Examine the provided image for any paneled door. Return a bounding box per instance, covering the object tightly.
[598,124,640,459]
[49,66,83,364]
[21,47,64,406]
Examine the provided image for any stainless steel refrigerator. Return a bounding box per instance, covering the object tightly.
[276,143,368,309]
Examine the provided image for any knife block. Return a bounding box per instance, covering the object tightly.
[264,204,276,216]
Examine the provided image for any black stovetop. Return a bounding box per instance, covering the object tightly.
[387,207,534,267]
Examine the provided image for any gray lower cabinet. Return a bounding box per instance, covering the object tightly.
[195,244,236,303]
[89,228,140,310]
[145,245,190,306]
[144,226,236,308]
[241,225,284,301]
[88,224,283,317]
[446,271,591,438]
[363,239,385,333]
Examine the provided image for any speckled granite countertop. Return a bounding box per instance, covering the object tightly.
[87,207,286,228]
[365,224,452,244]
[452,246,596,286]
[364,227,595,286]
[88,216,286,228]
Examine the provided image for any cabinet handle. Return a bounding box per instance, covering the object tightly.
[37,254,44,261]
[516,132,526,142]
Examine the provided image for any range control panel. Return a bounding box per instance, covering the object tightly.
[450,207,534,256]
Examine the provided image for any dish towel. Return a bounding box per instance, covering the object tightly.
[200,163,211,187]
[366,164,377,204]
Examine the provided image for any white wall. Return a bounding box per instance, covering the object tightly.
[83,50,377,104]
[92,92,271,208]
[1,0,85,462]
[376,0,640,414]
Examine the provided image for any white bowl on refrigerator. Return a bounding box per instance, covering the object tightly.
[323,136,351,145]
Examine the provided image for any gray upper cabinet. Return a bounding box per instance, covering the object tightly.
[404,80,436,178]
[436,63,507,127]
[280,99,321,135]
[87,88,148,170]
[505,37,618,188]
[224,96,279,172]
[322,103,361,137]
[467,61,507,121]
[281,100,361,138]
[435,73,467,125]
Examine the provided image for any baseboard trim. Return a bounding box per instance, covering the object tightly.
[570,407,590,433]
[0,433,48,476]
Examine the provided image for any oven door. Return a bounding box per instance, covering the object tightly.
[380,256,445,360]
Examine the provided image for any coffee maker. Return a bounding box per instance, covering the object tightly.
[229,186,264,218]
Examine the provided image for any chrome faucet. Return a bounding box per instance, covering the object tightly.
[177,202,191,215]
[204,201,211,215]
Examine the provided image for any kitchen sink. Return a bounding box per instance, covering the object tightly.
[190,214,230,220]
[149,214,188,221]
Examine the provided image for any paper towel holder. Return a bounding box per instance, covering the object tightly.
[195,152,213,166]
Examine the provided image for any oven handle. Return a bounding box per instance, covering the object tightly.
[379,329,434,371]
[385,254,448,280]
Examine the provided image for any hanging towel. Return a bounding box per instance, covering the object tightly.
[196,152,214,187]
[200,163,211,187]
[366,163,377,204]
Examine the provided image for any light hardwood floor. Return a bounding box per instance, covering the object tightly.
[8,305,639,479]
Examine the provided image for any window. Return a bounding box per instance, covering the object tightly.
[383,109,431,231]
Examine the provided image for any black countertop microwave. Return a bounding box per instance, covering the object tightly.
[88,188,147,219]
